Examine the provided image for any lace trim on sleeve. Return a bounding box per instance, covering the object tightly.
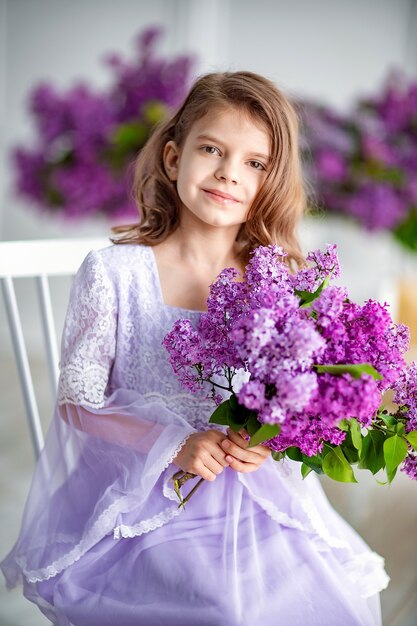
[57,364,109,409]
[113,432,195,540]
[18,432,195,582]
[57,250,116,408]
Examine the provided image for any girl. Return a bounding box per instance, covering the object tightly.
[2,72,388,625]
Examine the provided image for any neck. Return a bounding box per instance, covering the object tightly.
[169,219,242,273]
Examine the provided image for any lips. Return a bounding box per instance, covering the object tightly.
[203,188,240,204]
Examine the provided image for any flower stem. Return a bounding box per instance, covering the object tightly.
[171,470,205,508]
[178,477,205,508]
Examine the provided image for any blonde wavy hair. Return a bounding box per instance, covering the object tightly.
[112,71,306,266]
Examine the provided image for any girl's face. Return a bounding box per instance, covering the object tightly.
[163,106,271,232]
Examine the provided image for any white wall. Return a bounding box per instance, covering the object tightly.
[228,0,417,106]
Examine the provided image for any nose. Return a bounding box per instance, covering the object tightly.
[214,161,239,184]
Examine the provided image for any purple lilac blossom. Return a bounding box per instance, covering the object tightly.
[237,380,265,411]
[306,373,381,428]
[312,285,348,330]
[269,419,346,457]
[346,183,407,231]
[13,149,45,202]
[361,134,398,166]
[317,299,408,392]
[401,454,417,480]
[292,244,340,292]
[164,244,412,458]
[163,320,205,393]
[244,245,292,307]
[300,75,417,247]
[13,27,194,221]
[316,149,348,182]
[198,267,248,370]
[392,361,417,432]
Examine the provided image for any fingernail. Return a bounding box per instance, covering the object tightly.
[222,439,230,449]
[225,455,233,463]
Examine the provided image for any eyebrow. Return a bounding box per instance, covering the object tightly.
[196,133,271,163]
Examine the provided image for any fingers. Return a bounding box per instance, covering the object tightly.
[172,427,271,481]
[191,451,230,481]
[173,430,231,481]
[221,428,271,472]
[233,428,271,458]
[223,429,271,460]
[223,457,260,473]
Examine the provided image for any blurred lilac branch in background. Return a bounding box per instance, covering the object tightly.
[12,31,417,252]
[12,26,194,221]
[300,72,417,253]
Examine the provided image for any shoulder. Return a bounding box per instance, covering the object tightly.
[81,243,153,279]
[76,244,157,300]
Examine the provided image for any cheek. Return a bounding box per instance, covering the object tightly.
[176,171,195,205]
[248,173,265,197]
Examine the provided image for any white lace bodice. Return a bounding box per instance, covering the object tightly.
[58,244,215,430]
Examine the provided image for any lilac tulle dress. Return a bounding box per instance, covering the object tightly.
[1,244,389,626]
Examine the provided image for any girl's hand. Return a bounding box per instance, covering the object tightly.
[220,428,271,473]
[173,430,231,481]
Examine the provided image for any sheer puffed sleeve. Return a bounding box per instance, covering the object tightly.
[58,250,117,409]
[2,250,197,588]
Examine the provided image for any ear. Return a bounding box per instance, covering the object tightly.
[163,140,180,181]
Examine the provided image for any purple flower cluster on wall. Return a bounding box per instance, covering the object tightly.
[300,73,417,252]
[12,27,194,220]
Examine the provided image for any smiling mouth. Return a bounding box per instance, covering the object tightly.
[202,189,240,204]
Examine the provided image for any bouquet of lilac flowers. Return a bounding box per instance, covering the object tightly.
[300,73,417,252]
[13,27,194,221]
[164,245,417,506]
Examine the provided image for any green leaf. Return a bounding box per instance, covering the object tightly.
[248,423,280,447]
[228,414,248,432]
[393,207,417,253]
[386,466,398,483]
[359,430,386,474]
[383,434,408,482]
[229,393,239,412]
[405,430,417,451]
[209,399,234,426]
[295,275,330,308]
[322,446,357,483]
[301,453,324,474]
[340,432,359,464]
[301,463,313,478]
[285,446,303,462]
[349,418,363,453]
[272,450,285,461]
[395,422,405,436]
[111,121,148,151]
[142,100,167,125]
[379,412,398,428]
[314,363,382,380]
[246,412,261,437]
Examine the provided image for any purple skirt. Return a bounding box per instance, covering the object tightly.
[2,393,386,626]
[22,467,382,626]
